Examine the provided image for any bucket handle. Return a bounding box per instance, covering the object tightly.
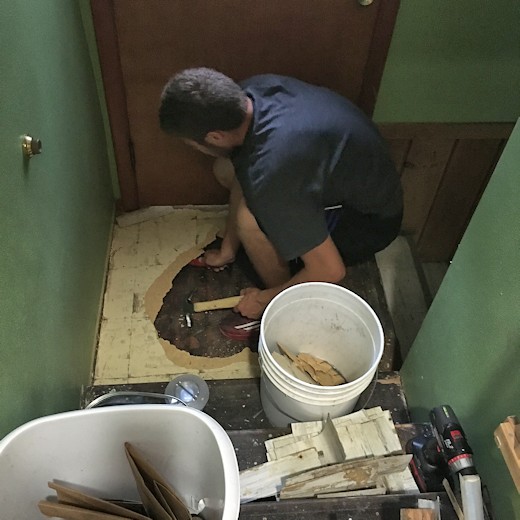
[85,391,187,409]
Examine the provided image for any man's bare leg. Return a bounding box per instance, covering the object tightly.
[210,158,291,287]
[236,196,291,288]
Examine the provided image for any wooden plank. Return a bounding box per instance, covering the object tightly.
[239,448,322,503]
[357,0,401,117]
[399,137,455,237]
[239,492,458,519]
[83,372,411,430]
[279,455,412,499]
[90,0,139,211]
[378,123,514,140]
[417,138,503,261]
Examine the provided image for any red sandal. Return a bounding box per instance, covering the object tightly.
[219,313,261,341]
[188,255,231,270]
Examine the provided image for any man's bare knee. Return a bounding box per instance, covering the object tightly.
[213,158,235,190]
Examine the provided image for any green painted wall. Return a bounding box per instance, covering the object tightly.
[0,1,114,439]
[374,0,520,122]
[401,121,520,519]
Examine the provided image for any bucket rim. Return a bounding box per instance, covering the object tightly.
[259,282,384,390]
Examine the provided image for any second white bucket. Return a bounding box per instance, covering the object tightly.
[259,282,384,427]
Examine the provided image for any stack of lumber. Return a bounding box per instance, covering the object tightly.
[240,407,419,503]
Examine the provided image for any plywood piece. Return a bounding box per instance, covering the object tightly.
[240,448,321,504]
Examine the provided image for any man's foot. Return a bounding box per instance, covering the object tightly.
[188,255,232,270]
[219,313,260,341]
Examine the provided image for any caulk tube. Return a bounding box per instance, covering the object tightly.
[460,474,485,520]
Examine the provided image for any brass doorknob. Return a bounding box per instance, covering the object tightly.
[22,135,42,158]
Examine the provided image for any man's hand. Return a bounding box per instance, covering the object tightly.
[235,287,272,319]
[234,236,347,319]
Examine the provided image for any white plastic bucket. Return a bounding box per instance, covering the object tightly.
[0,405,240,520]
[259,282,384,427]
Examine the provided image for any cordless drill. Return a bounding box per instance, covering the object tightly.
[407,405,477,492]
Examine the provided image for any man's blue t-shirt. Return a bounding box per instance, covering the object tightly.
[230,74,402,261]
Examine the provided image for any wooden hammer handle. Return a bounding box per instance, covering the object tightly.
[193,296,242,312]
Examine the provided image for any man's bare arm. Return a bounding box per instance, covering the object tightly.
[235,236,346,318]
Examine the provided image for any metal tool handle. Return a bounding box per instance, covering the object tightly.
[85,391,187,409]
[193,295,242,312]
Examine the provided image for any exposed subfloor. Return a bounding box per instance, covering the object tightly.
[93,206,448,386]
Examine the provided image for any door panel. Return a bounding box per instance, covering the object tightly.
[95,0,399,207]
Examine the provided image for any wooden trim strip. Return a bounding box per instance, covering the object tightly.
[358,0,401,117]
[90,0,139,211]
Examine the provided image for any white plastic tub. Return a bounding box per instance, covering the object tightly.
[0,405,240,520]
[259,282,384,427]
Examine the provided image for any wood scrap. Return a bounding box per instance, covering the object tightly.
[246,408,417,503]
[277,343,346,386]
[383,468,420,494]
[279,454,412,499]
[265,416,345,465]
[271,352,315,384]
[494,415,520,492]
[286,407,403,461]
[417,498,441,520]
[316,486,386,498]
[400,509,436,520]
[240,448,321,503]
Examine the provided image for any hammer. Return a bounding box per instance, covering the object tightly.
[184,293,242,327]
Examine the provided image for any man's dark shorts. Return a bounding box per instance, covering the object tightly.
[331,206,403,266]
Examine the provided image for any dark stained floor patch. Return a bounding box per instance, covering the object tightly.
[154,242,262,358]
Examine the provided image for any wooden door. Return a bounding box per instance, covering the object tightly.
[92,0,400,210]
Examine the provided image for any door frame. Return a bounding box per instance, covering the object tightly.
[90,0,400,211]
